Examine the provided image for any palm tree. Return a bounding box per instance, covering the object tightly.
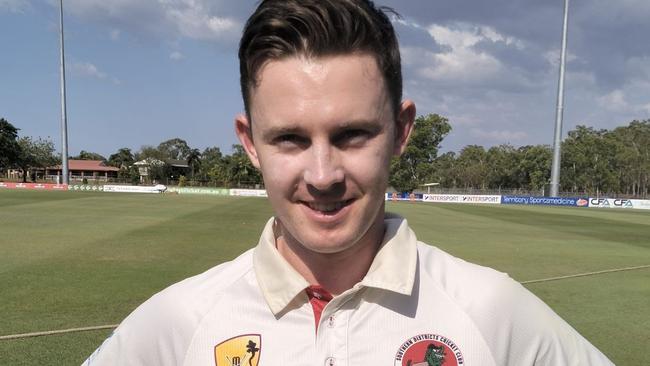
[187,148,201,180]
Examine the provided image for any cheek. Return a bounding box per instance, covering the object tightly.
[344,145,392,188]
[258,152,303,192]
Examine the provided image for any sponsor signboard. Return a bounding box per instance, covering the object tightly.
[501,195,589,207]
[386,192,424,202]
[168,187,230,196]
[631,199,650,210]
[69,185,104,191]
[229,189,268,197]
[588,198,650,210]
[423,194,501,204]
[103,185,164,194]
[0,182,68,190]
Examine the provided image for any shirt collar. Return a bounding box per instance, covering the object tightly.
[253,214,418,316]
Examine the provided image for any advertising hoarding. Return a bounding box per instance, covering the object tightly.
[0,182,68,190]
[229,189,268,197]
[103,185,164,194]
[168,187,230,195]
[423,194,501,204]
[501,196,589,207]
[588,198,650,210]
[386,192,424,202]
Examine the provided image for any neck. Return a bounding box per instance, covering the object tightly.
[275,217,385,296]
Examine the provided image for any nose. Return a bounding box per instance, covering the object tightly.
[303,143,344,191]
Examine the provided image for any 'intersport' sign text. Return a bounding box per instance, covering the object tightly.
[501,196,589,207]
[423,194,501,204]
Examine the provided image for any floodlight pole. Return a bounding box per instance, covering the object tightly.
[59,0,70,184]
[550,0,570,197]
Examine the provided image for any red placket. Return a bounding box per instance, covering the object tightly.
[305,285,334,332]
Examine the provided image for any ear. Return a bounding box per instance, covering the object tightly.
[393,99,416,156]
[234,114,261,169]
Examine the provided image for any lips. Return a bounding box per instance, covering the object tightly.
[301,199,354,215]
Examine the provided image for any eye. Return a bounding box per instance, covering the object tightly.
[273,134,309,148]
[334,129,371,147]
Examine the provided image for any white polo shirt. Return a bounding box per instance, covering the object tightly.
[83,215,613,365]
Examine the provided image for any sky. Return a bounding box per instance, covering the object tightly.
[1,0,649,158]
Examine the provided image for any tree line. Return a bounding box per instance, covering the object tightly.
[1,116,648,197]
[389,115,649,198]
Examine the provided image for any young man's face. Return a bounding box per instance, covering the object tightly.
[236,54,414,255]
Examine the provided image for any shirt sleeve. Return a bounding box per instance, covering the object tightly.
[81,288,197,366]
[474,276,615,366]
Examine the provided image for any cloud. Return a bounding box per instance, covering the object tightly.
[0,0,30,12]
[166,3,240,41]
[57,0,243,43]
[169,51,185,61]
[543,49,578,68]
[71,62,107,79]
[71,61,120,85]
[598,90,629,112]
[400,23,531,86]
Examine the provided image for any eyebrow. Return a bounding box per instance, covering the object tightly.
[261,126,305,142]
[260,119,384,142]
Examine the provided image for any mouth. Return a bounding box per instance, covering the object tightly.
[301,199,355,215]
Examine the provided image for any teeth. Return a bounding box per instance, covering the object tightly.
[308,201,346,212]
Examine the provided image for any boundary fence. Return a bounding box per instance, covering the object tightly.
[1,182,649,211]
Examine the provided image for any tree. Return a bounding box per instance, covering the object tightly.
[187,148,201,179]
[486,144,519,190]
[516,145,552,192]
[71,150,106,161]
[17,136,58,182]
[157,138,191,161]
[135,145,166,161]
[0,118,21,172]
[606,120,650,197]
[221,144,262,187]
[200,146,224,184]
[389,114,451,192]
[560,126,616,195]
[108,148,135,169]
[430,151,457,188]
[108,147,137,182]
[455,145,488,189]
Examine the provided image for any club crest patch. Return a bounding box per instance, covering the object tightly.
[214,334,261,366]
[394,334,464,366]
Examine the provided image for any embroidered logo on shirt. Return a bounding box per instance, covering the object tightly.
[214,334,261,366]
[394,333,464,366]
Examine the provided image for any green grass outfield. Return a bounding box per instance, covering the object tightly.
[1,190,648,365]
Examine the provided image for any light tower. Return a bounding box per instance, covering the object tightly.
[59,0,70,184]
[549,0,570,197]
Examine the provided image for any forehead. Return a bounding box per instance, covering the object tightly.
[249,54,391,127]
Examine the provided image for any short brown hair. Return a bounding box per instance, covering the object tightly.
[239,0,402,118]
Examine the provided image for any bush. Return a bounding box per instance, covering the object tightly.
[82,178,88,185]
[178,175,187,187]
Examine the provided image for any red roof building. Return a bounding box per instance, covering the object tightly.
[46,160,120,181]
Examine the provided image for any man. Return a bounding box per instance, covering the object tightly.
[84,1,613,365]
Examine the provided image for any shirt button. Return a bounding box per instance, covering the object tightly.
[325,357,335,366]
[327,315,335,327]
